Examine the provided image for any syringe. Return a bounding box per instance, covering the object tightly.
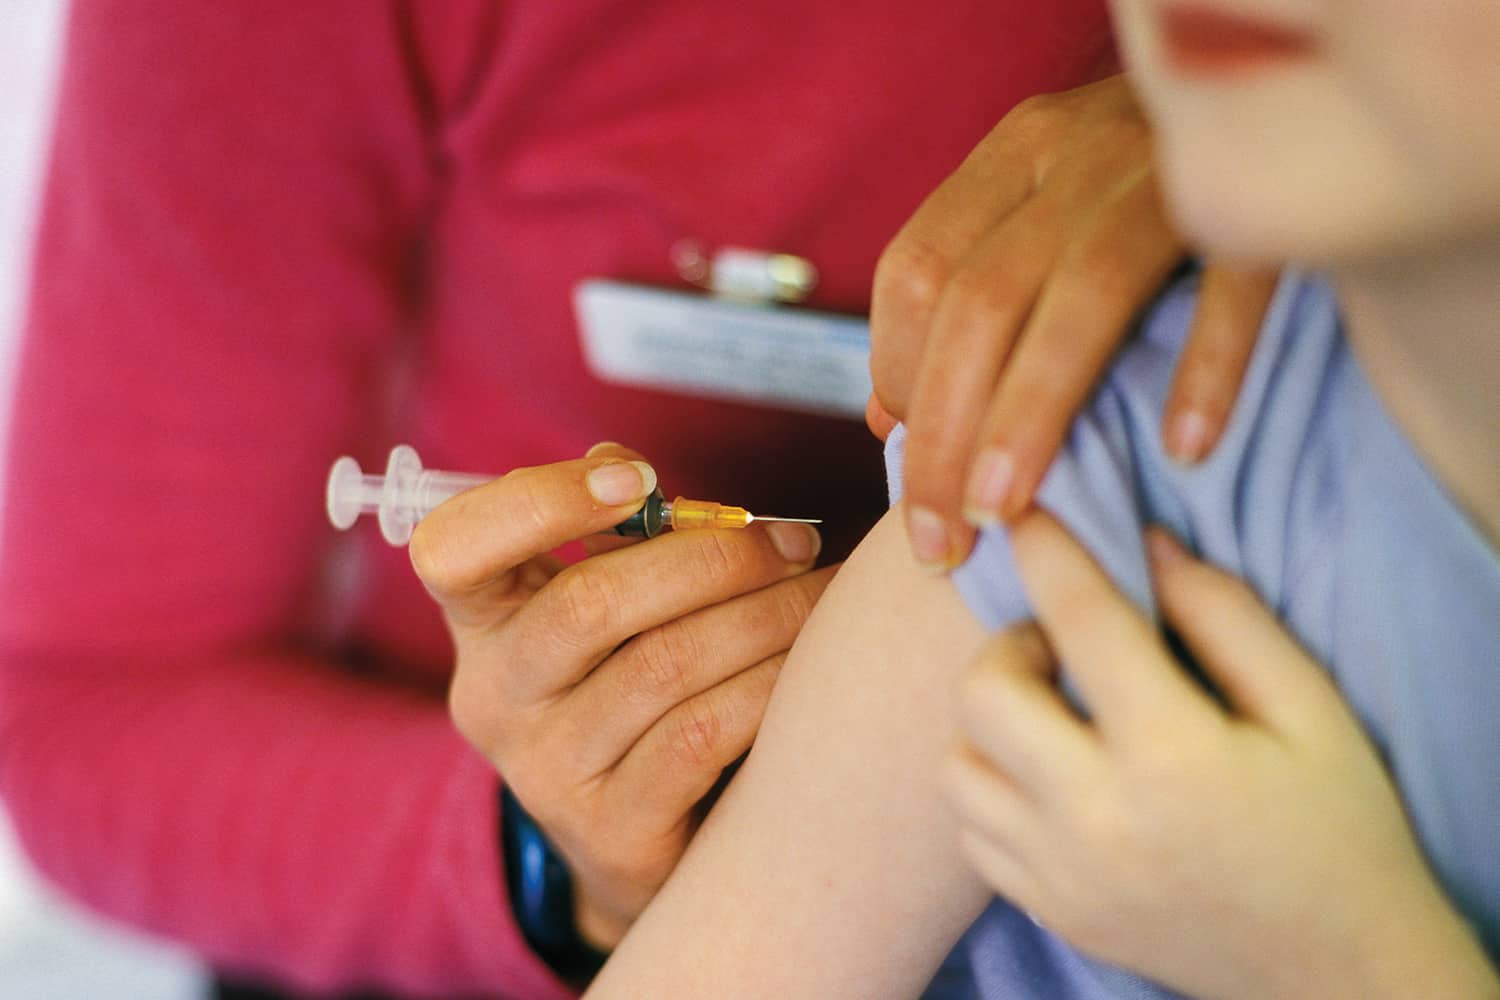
[326,445,821,546]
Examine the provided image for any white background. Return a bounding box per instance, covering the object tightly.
[0,3,207,996]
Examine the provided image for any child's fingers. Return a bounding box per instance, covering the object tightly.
[957,828,1045,918]
[1144,527,1343,732]
[1010,512,1207,740]
[954,622,1098,795]
[945,747,1047,907]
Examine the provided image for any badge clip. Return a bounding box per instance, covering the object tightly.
[671,240,818,304]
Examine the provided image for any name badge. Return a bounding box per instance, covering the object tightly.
[573,279,872,419]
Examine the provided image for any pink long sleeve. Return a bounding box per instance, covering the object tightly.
[0,3,568,996]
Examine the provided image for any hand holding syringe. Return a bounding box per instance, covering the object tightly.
[332,441,830,950]
[327,444,821,545]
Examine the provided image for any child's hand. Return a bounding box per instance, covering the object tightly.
[943,513,1499,1000]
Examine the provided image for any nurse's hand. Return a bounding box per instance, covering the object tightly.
[410,443,829,950]
[943,514,1500,1000]
[868,73,1277,569]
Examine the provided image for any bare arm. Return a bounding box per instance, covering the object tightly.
[586,507,992,998]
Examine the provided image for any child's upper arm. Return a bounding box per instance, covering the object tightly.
[585,507,996,998]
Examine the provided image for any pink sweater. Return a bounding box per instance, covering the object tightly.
[0,3,1112,996]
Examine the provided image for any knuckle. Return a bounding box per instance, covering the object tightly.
[1089,109,1152,154]
[1058,246,1138,316]
[408,517,469,599]
[689,531,753,586]
[901,429,971,506]
[771,575,820,637]
[503,469,555,542]
[992,371,1082,445]
[1002,91,1063,139]
[446,669,487,749]
[621,622,699,706]
[941,267,1026,336]
[548,564,620,646]
[1043,565,1113,626]
[1177,337,1244,393]
[874,237,951,321]
[1162,560,1234,615]
[668,696,728,770]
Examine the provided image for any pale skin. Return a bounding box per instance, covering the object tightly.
[584,508,993,998]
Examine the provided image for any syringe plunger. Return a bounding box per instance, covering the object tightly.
[326,445,489,545]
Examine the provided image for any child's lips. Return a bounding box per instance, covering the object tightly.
[1157,3,1319,78]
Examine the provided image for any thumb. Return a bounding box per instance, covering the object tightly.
[1145,526,1341,732]
[581,441,652,556]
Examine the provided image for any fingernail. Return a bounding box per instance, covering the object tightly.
[907,506,953,571]
[963,448,1014,527]
[586,461,656,505]
[1144,528,1188,570]
[1166,410,1211,463]
[767,521,820,563]
[586,440,623,457]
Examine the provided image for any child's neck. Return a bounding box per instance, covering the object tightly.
[1335,238,1500,551]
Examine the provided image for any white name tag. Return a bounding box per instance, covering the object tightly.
[574,279,872,419]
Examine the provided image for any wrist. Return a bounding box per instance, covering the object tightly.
[574,893,631,952]
[1342,891,1499,1000]
[499,785,610,987]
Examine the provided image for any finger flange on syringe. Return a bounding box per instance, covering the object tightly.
[327,445,820,546]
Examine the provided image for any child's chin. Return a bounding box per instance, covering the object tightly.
[1158,155,1306,265]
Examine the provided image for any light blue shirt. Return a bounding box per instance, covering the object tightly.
[887,273,1500,999]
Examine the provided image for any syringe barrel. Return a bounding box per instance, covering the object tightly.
[409,470,492,519]
[378,445,493,545]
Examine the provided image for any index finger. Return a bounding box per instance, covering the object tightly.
[1009,511,1205,738]
[408,455,658,612]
